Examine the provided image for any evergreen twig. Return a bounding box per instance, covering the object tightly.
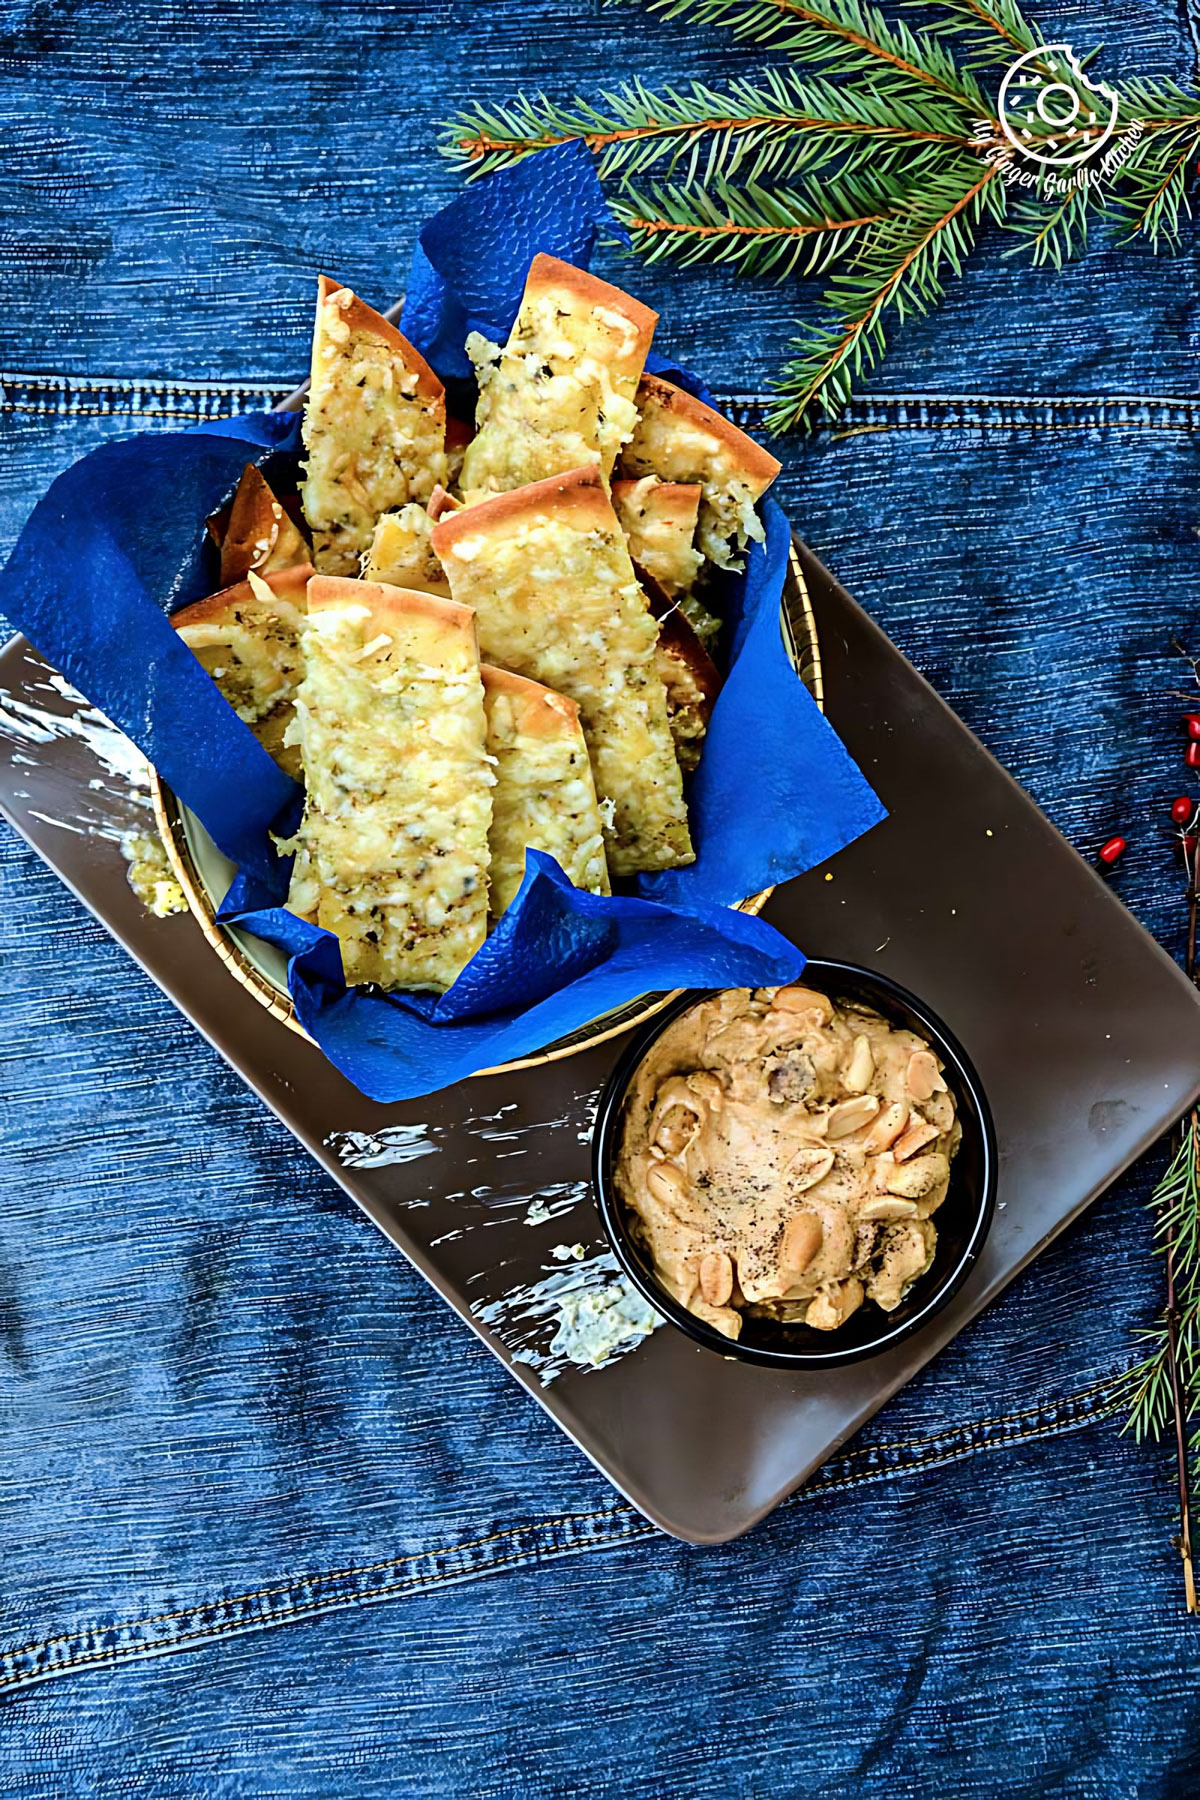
[442,0,1199,429]
[1120,646,1200,1613]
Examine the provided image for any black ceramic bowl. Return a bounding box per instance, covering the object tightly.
[592,960,998,1369]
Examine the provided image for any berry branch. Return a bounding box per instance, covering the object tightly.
[1121,669,1200,1613]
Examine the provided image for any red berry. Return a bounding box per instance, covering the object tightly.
[1187,716,1200,739]
[1173,796,1194,824]
[1184,834,1198,862]
[1187,743,1200,769]
[1099,836,1126,865]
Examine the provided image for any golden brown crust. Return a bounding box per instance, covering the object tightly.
[315,275,444,403]
[481,663,581,735]
[431,465,610,556]
[631,375,782,486]
[172,563,313,631]
[611,477,702,526]
[524,254,659,353]
[217,464,309,585]
[635,564,721,710]
[426,485,462,524]
[306,574,476,637]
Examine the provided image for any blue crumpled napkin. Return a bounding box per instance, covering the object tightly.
[400,142,624,382]
[0,144,884,1101]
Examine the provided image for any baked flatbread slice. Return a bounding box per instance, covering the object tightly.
[634,564,721,775]
[173,564,312,780]
[612,477,702,599]
[362,504,450,597]
[432,467,692,877]
[481,664,610,916]
[460,254,657,497]
[618,375,781,570]
[301,277,448,577]
[211,464,309,586]
[286,576,491,991]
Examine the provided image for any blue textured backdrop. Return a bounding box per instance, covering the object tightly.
[2,0,1200,1793]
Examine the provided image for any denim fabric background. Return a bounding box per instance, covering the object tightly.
[2,0,1200,1793]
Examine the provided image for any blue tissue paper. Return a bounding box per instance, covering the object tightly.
[0,145,885,1101]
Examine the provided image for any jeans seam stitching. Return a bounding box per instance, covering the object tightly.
[811,1365,1128,1467]
[0,1364,1132,1697]
[0,1526,661,1698]
[0,1501,643,1667]
[3,375,1200,432]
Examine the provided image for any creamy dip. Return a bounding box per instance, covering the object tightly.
[614,985,961,1339]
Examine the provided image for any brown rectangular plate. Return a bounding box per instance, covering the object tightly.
[3,541,1199,1545]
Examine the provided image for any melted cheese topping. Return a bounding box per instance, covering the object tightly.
[285,593,492,991]
[436,502,692,877]
[301,287,447,576]
[460,284,650,496]
[655,641,710,774]
[362,505,450,596]
[483,680,611,916]
[612,477,703,599]
[620,391,774,572]
[174,578,308,780]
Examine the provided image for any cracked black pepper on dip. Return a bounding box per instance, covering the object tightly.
[613,986,962,1339]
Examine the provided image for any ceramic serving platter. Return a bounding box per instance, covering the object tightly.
[4,543,1200,1544]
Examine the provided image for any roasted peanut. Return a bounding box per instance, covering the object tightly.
[780,1210,824,1274]
[786,1145,835,1190]
[844,1033,874,1094]
[826,1094,881,1139]
[653,1104,700,1156]
[646,1163,687,1209]
[805,1276,865,1332]
[651,1077,703,1155]
[773,986,834,1023]
[905,1050,944,1101]
[884,1152,950,1200]
[863,1101,909,1154]
[893,1120,941,1162]
[685,1071,724,1109]
[859,1195,920,1222]
[699,1250,734,1307]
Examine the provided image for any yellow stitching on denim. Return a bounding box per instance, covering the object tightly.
[0,1501,642,1668]
[0,1395,1127,1696]
[5,397,1192,434]
[0,402,244,421]
[799,1396,1124,1500]
[820,1365,1129,1469]
[0,375,279,398]
[0,1529,662,1695]
[0,1364,1133,1680]
[831,419,1199,435]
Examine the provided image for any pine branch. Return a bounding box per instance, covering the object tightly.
[1121,756,1200,1612]
[614,173,904,276]
[648,0,995,114]
[1110,124,1200,250]
[918,0,1046,68]
[443,0,1199,428]
[768,159,1003,431]
[442,72,976,185]
[1001,183,1094,267]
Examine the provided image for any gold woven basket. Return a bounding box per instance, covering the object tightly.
[151,542,822,1075]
